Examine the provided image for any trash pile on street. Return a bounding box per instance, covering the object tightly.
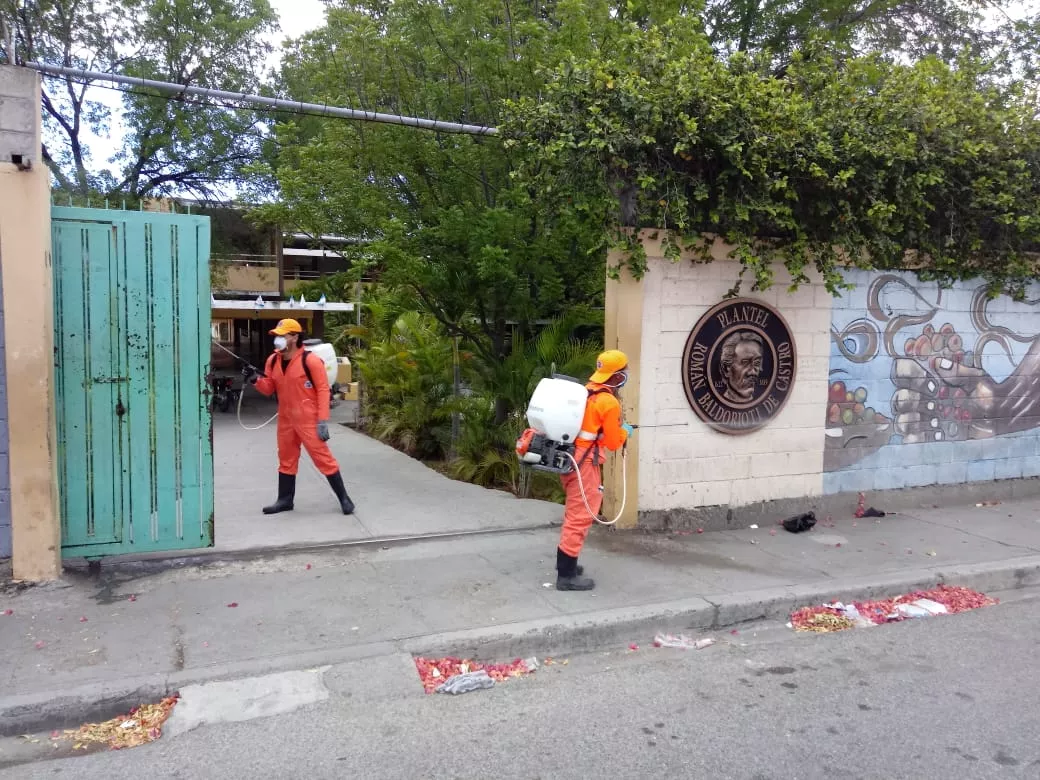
[790,585,998,634]
[51,694,179,750]
[414,656,542,694]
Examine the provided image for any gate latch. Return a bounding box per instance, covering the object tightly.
[115,400,126,418]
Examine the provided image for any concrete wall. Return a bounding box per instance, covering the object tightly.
[0,268,9,557]
[618,235,833,516]
[0,66,60,579]
[602,233,1040,529]
[824,271,1040,494]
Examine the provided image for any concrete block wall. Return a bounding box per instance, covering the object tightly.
[823,270,1040,495]
[633,242,834,512]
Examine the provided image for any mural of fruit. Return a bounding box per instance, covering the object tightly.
[824,375,893,471]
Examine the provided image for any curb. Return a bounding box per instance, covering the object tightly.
[4,555,1039,737]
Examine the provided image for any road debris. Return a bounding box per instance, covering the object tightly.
[52,695,179,750]
[435,670,494,695]
[653,633,715,650]
[2,609,12,616]
[790,586,996,633]
[414,656,537,694]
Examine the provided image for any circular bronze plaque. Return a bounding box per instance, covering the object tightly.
[681,298,797,434]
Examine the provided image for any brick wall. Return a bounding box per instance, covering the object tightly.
[823,270,1040,494]
[635,251,833,511]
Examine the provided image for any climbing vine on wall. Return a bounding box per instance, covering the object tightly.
[502,22,1040,298]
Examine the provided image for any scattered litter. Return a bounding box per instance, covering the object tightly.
[52,695,178,750]
[895,603,933,620]
[782,512,816,533]
[523,656,540,671]
[730,630,739,635]
[227,602,238,608]
[127,595,137,602]
[79,617,88,623]
[769,529,777,536]
[750,540,758,545]
[436,670,494,695]
[976,501,1001,507]
[414,656,536,694]
[34,641,46,650]
[697,528,704,534]
[790,586,994,634]
[835,543,842,548]
[913,598,948,615]
[305,564,312,570]
[654,633,695,649]
[749,524,759,530]
[542,582,553,589]
[629,643,639,651]
[926,551,937,557]
[351,626,359,631]
[2,609,12,616]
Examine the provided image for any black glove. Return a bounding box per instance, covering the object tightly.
[241,364,262,385]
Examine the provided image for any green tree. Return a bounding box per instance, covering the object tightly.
[4,0,277,197]
[504,21,1040,298]
[249,0,613,425]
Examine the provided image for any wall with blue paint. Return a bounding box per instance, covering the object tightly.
[824,270,1040,495]
[0,264,10,557]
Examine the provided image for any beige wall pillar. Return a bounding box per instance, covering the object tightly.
[601,250,644,529]
[0,66,61,580]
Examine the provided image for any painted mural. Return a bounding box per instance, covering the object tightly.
[823,271,1040,494]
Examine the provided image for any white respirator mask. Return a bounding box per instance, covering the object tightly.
[273,335,288,351]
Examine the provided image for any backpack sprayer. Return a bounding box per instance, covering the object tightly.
[515,374,685,526]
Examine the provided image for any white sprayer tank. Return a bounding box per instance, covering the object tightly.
[526,377,587,443]
[302,339,338,387]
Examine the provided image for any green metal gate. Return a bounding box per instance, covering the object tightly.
[52,206,214,557]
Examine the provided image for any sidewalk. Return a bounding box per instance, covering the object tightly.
[210,401,562,553]
[2,496,1040,734]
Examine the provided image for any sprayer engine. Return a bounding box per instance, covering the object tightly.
[515,376,589,475]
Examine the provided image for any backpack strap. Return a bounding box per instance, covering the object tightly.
[300,349,315,387]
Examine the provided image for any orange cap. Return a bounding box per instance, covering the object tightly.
[589,349,628,384]
[269,318,303,336]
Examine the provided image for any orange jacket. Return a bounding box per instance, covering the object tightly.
[576,383,628,454]
[254,349,332,422]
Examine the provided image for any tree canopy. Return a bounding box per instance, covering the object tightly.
[4,0,276,198]
[503,18,1040,297]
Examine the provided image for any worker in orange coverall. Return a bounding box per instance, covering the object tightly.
[243,318,355,516]
[556,349,632,591]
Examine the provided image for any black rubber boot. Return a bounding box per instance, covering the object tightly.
[556,548,594,591]
[263,472,295,515]
[554,547,584,577]
[326,471,355,515]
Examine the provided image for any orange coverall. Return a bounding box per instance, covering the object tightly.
[254,350,340,476]
[558,384,629,557]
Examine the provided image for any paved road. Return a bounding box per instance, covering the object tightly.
[5,590,1040,779]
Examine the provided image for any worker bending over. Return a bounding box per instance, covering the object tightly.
[243,318,356,516]
[557,350,633,591]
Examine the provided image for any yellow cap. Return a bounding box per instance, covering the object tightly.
[589,349,628,384]
[269,318,303,336]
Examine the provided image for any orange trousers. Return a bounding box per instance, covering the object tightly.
[277,420,340,476]
[558,454,602,557]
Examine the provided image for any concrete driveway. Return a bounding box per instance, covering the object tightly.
[212,395,562,553]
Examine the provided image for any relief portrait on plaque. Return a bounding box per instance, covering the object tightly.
[681,299,797,434]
